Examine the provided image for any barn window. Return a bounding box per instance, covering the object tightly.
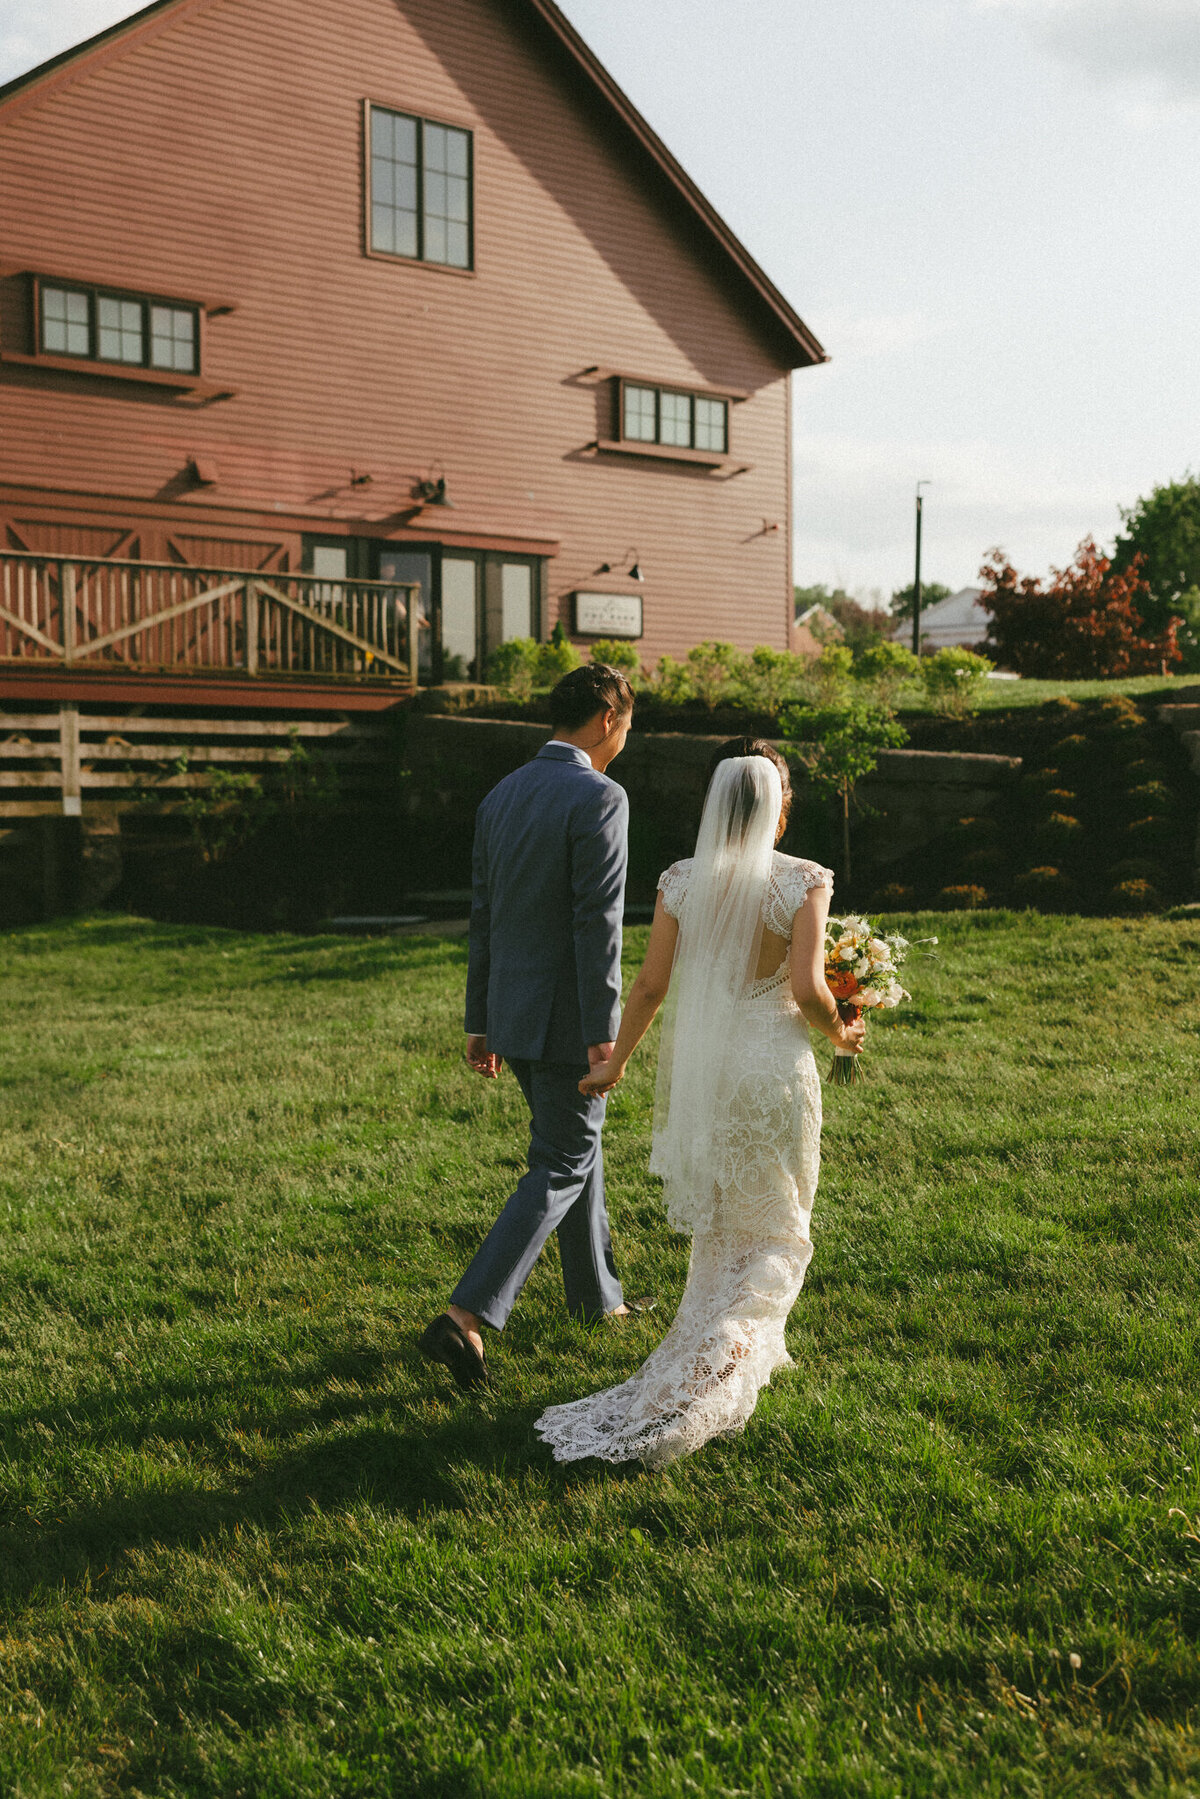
[368,104,473,270]
[150,305,197,371]
[618,380,728,455]
[38,282,200,374]
[40,286,90,356]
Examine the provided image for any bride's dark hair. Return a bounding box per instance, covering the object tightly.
[705,737,793,839]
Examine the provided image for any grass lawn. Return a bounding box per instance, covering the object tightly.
[896,673,1192,715]
[1,912,1198,1798]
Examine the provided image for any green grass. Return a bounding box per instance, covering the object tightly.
[897,672,1189,715]
[1,912,1198,1798]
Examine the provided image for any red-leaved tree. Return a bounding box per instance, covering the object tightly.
[979,539,1180,679]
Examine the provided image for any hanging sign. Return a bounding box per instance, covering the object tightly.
[573,592,643,638]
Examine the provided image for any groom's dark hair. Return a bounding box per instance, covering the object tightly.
[549,664,635,729]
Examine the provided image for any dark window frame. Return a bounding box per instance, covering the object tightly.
[617,377,728,455]
[35,276,201,375]
[364,100,475,273]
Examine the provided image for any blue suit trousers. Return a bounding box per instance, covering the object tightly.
[451,1058,625,1329]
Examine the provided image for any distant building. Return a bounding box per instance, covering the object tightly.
[891,587,989,653]
[791,602,844,658]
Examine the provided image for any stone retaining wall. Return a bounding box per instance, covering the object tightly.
[403,714,1021,902]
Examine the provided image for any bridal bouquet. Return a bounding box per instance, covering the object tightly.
[823,914,919,1085]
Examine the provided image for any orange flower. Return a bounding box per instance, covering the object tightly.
[827,969,860,999]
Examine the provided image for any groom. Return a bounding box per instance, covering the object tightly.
[419,662,646,1389]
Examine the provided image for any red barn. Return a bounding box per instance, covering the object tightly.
[0,0,824,843]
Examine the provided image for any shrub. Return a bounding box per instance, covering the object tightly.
[485,638,538,698]
[950,814,998,844]
[872,883,914,907]
[960,846,1004,878]
[803,643,855,707]
[685,640,749,708]
[1126,757,1168,782]
[1126,780,1174,812]
[651,655,695,706]
[920,647,993,717]
[1046,695,1081,713]
[744,645,810,714]
[587,638,642,679]
[1023,767,1065,792]
[1111,878,1161,914]
[1042,789,1078,808]
[1053,733,1090,761]
[1014,866,1074,907]
[1037,812,1084,849]
[939,884,989,909]
[1107,858,1164,885]
[1126,814,1173,846]
[535,634,581,684]
[853,639,919,706]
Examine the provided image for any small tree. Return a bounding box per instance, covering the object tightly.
[1112,473,1200,667]
[979,539,1180,678]
[779,701,907,887]
[920,646,993,717]
[853,639,919,707]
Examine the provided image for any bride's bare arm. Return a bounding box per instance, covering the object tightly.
[579,893,679,1095]
[789,882,865,1053]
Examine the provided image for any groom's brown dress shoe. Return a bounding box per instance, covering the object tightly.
[419,1314,490,1390]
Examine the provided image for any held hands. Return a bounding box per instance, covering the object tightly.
[466,1034,503,1078]
[579,1041,624,1097]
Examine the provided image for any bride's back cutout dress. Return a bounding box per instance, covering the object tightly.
[535,851,834,1467]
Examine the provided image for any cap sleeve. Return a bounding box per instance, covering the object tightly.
[657,859,690,920]
[765,857,834,935]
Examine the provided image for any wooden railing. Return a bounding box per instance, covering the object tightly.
[0,551,420,683]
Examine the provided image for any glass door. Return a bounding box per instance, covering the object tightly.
[441,555,480,679]
[377,547,433,679]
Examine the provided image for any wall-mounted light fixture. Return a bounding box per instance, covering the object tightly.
[187,456,219,487]
[349,469,373,487]
[596,547,644,581]
[412,465,454,508]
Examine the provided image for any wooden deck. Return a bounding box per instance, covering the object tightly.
[0,551,416,819]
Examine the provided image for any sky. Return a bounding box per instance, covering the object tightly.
[3,0,1199,603]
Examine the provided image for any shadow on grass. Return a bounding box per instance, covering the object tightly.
[0,1342,634,1605]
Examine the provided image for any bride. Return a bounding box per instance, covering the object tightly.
[535,737,865,1468]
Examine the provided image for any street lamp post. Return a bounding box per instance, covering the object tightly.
[912,480,931,658]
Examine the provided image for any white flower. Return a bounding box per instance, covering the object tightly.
[868,938,888,959]
[853,957,870,977]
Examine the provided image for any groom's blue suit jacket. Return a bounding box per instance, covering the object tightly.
[464,740,629,1064]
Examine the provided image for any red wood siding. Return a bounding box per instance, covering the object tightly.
[0,0,803,664]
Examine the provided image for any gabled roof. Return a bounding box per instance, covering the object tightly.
[0,0,827,369]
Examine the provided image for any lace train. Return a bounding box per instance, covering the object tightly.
[535,1227,812,1466]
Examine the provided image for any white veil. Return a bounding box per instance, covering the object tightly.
[649,755,783,1233]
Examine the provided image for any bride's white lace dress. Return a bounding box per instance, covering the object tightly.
[535,851,833,1467]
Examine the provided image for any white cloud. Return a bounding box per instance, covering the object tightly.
[977,0,1200,107]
